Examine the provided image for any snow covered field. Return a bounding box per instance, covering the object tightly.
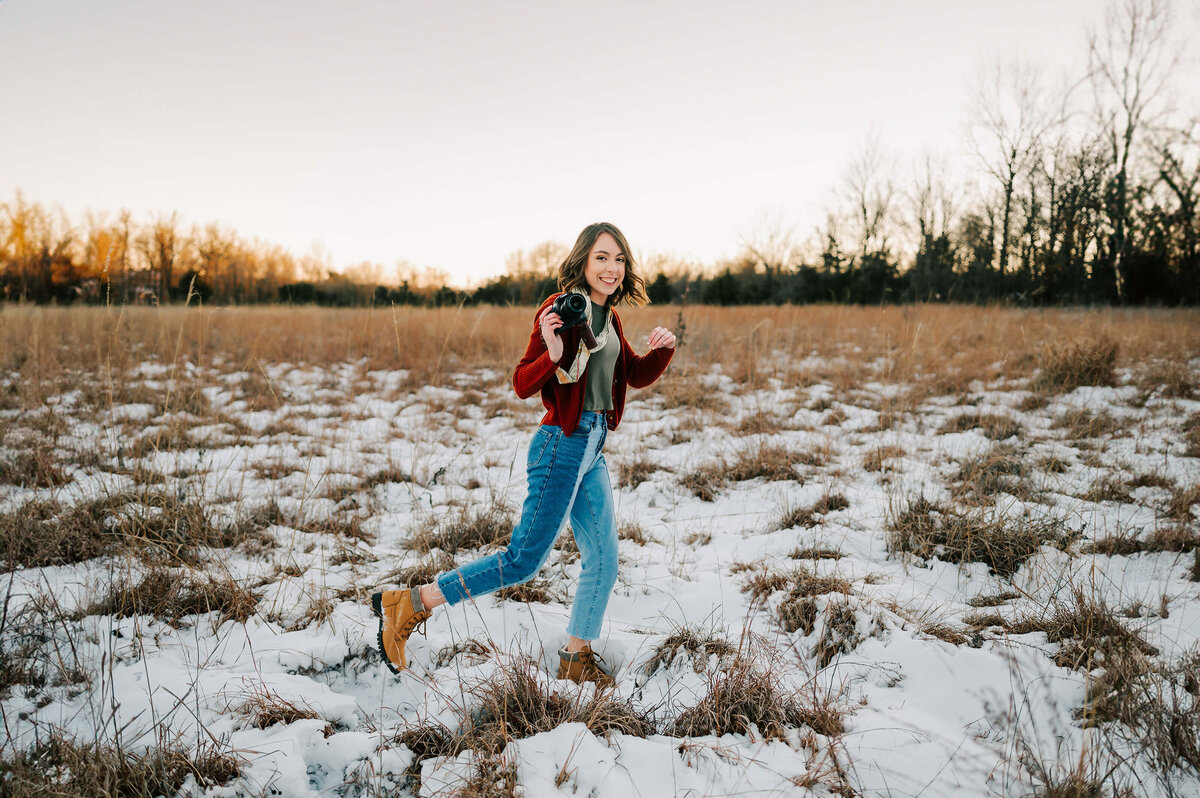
[2,318,1199,797]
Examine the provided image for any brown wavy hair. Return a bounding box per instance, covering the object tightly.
[556,222,649,307]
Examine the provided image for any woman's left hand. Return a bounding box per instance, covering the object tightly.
[647,327,676,350]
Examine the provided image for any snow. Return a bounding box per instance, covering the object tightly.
[2,359,1198,796]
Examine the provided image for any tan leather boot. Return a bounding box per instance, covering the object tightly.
[371,588,431,674]
[557,644,616,686]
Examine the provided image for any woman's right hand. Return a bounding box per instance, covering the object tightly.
[539,307,564,363]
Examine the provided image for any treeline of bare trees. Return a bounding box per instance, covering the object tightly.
[0,197,399,307]
[671,0,1199,306]
[2,0,1196,308]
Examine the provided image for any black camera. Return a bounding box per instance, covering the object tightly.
[550,293,598,348]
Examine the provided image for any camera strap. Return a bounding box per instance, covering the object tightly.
[555,288,613,384]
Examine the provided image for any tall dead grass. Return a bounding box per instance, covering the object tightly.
[3,304,1198,407]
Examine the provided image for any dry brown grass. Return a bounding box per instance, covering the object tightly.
[648,374,729,412]
[617,521,652,545]
[241,687,330,733]
[669,638,845,740]
[789,546,844,561]
[390,724,459,795]
[1078,476,1135,505]
[1032,337,1118,393]
[5,306,1197,410]
[1184,413,1200,458]
[617,456,668,489]
[380,551,456,589]
[494,577,566,604]
[951,443,1035,504]
[642,626,737,676]
[966,590,1021,608]
[887,496,1073,577]
[680,442,817,501]
[1053,408,1128,440]
[0,735,240,797]
[1169,482,1200,524]
[741,563,854,636]
[0,448,70,487]
[863,444,907,473]
[1077,647,1200,784]
[775,493,850,531]
[940,412,1023,440]
[456,656,653,754]
[0,491,276,571]
[407,502,513,554]
[1134,358,1196,399]
[733,408,801,434]
[82,566,259,626]
[812,599,866,668]
[972,589,1156,673]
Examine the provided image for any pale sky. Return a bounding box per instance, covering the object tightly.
[3,0,1198,286]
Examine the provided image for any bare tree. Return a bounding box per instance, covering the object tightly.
[195,222,236,300]
[504,241,567,279]
[907,151,963,245]
[840,132,897,264]
[736,207,798,275]
[141,212,180,303]
[1152,117,1200,290]
[1087,0,1182,298]
[966,57,1064,276]
[0,192,76,301]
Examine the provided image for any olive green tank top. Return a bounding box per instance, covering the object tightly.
[583,301,618,411]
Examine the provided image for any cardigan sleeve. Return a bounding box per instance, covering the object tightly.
[613,310,674,388]
[621,337,674,388]
[512,295,561,399]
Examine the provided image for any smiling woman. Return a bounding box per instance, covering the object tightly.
[371,221,678,685]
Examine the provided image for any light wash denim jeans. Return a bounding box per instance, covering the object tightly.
[435,411,618,640]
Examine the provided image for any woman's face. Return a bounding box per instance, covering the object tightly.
[583,232,626,305]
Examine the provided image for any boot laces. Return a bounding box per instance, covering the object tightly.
[399,610,431,638]
[581,648,611,675]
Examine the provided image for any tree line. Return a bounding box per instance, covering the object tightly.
[2,0,1196,308]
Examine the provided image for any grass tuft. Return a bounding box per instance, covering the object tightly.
[457,657,653,754]
[0,449,71,487]
[0,735,240,797]
[1168,482,1200,524]
[617,521,652,545]
[1135,358,1195,399]
[1005,589,1156,671]
[862,445,906,473]
[241,688,330,734]
[642,625,736,676]
[495,577,566,604]
[618,456,667,489]
[381,551,456,589]
[1053,408,1127,440]
[83,566,259,626]
[887,496,1072,577]
[940,412,1023,440]
[1184,412,1200,457]
[775,493,850,531]
[741,564,853,635]
[408,502,513,554]
[951,443,1035,504]
[1033,337,1118,393]
[669,639,845,740]
[680,442,813,500]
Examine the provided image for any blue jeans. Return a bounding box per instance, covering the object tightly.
[435,411,618,641]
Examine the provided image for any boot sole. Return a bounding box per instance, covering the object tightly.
[371,592,402,675]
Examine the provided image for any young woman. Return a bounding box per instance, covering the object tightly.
[373,222,676,685]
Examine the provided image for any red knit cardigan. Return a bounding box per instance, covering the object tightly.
[512,293,674,435]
